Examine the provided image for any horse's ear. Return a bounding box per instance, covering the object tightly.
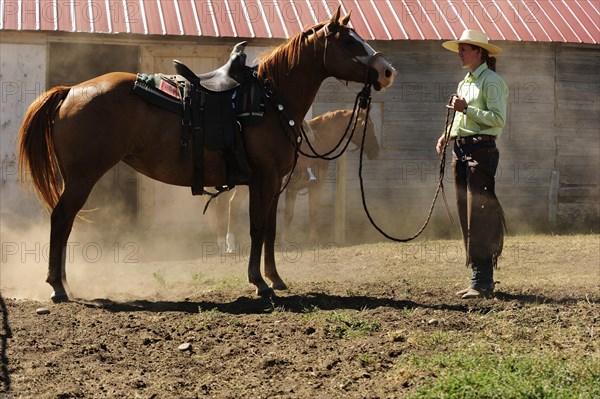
[341,9,352,25]
[330,6,341,25]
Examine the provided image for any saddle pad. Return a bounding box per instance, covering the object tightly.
[133,73,182,115]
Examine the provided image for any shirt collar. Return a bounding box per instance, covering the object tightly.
[465,63,489,82]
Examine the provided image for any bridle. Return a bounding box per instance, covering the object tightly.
[322,23,385,89]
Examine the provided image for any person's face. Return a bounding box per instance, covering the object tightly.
[457,44,482,71]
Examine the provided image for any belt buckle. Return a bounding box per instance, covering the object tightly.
[472,136,481,144]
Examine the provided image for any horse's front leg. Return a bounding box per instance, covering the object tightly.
[264,193,287,291]
[247,182,274,297]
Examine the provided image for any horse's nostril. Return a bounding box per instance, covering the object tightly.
[385,69,392,78]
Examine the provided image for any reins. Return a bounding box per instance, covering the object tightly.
[356,95,456,243]
[269,81,371,197]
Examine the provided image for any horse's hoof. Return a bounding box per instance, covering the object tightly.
[271,281,288,291]
[257,287,276,298]
[50,292,69,303]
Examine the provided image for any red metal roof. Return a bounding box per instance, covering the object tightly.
[1,1,598,44]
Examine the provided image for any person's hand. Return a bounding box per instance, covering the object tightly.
[436,135,447,156]
[446,95,468,113]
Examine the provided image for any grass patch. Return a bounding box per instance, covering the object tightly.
[324,311,380,338]
[405,352,600,399]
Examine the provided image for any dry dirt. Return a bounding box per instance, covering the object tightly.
[1,234,599,398]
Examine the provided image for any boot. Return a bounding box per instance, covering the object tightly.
[460,260,495,299]
[461,286,494,299]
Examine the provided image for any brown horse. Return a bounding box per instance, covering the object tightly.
[218,109,380,251]
[18,8,395,301]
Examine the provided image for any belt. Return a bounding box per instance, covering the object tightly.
[455,135,496,147]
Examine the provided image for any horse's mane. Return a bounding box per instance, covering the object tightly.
[257,22,326,88]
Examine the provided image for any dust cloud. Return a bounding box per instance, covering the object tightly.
[0,175,249,302]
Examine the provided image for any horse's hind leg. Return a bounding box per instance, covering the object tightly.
[47,179,96,302]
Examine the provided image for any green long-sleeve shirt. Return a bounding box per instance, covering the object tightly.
[450,63,509,138]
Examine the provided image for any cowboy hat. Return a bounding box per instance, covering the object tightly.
[443,30,503,55]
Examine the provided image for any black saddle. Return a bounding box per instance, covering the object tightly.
[174,41,248,92]
[171,41,261,195]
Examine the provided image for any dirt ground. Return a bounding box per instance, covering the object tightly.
[1,234,599,398]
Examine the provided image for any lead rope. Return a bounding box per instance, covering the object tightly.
[270,82,369,197]
[358,96,456,242]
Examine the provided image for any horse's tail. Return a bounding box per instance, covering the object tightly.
[18,86,71,211]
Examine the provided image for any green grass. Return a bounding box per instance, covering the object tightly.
[324,311,381,338]
[405,352,600,399]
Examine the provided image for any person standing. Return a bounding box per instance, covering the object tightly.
[436,30,508,299]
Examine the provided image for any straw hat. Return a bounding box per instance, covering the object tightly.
[442,30,503,56]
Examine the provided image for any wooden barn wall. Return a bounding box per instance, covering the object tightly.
[0,32,597,240]
[553,45,600,228]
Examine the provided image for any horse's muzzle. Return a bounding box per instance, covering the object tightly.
[368,54,396,91]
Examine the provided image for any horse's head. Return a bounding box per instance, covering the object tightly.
[352,116,381,160]
[321,8,396,91]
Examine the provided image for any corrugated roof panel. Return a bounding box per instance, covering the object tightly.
[194,0,218,37]
[208,0,235,37]
[517,0,564,42]
[387,1,421,40]
[491,0,528,41]
[143,0,164,35]
[276,0,303,37]
[18,0,34,30]
[555,0,596,43]
[107,0,127,34]
[291,0,318,29]
[39,0,56,31]
[506,0,551,42]
[422,0,458,40]
[225,0,252,38]
[377,1,409,40]
[536,0,579,42]
[54,0,72,32]
[177,0,201,36]
[159,0,183,35]
[339,0,373,40]
[575,0,600,42]
[73,0,90,32]
[466,1,505,40]
[0,0,597,44]
[244,0,274,38]
[436,0,467,38]
[361,0,392,40]
[89,0,110,34]
[270,0,293,38]
[413,0,443,40]
[125,0,146,35]
[309,0,333,24]
[1,1,17,30]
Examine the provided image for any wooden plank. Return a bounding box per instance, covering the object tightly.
[559,186,600,198]
[557,203,600,224]
[560,165,600,185]
[556,155,600,168]
[556,137,600,156]
[548,170,560,223]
